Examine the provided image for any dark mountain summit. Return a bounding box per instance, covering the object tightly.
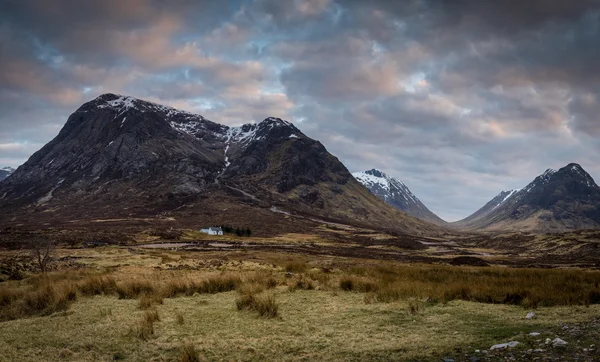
[454,163,600,231]
[0,94,433,234]
[353,169,446,225]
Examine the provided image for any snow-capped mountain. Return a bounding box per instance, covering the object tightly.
[352,169,446,225]
[454,163,600,231]
[0,167,15,182]
[0,94,433,234]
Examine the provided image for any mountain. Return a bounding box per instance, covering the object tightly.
[0,94,435,234]
[454,164,600,231]
[0,167,15,182]
[352,169,446,225]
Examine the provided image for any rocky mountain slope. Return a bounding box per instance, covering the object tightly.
[454,164,600,231]
[0,94,435,234]
[0,167,15,182]
[352,169,446,225]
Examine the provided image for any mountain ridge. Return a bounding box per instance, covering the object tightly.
[0,94,437,235]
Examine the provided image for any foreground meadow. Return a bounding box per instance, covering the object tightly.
[0,246,599,361]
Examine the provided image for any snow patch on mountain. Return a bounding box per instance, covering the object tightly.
[353,170,391,193]
[492,189,518,210]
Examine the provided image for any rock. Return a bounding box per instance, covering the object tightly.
[552,338,568,348]
[526,312,536,319]
[529,332,541,336]
[469,357,481,362]
[534,349,544,353]
[490,341,520,350]
[441,358,455,362]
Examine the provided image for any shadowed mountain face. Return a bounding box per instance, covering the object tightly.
[0,167,14,182]
[0,94,434,234]
[454,164,600,232]
[353,169,446,225]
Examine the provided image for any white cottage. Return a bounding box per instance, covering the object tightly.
[200,227,224,235]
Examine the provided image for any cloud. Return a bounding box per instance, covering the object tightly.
[1,0,599,220]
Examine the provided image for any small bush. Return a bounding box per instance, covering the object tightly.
[178,343,200,362]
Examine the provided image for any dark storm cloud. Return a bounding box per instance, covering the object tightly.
[1,0,599,220]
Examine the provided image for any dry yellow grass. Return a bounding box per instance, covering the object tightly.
[1,246,600,360]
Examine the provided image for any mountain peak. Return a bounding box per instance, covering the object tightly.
[0,96,432,234]
[455,162,600,231]
[352,169,446,225]
[0,166,15,182]
[556,162,596,188]
[364,169,386,178]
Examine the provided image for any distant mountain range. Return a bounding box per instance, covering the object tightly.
[352,169,445,225]
[454,164,600,231]
[0,167,15,182]
[0,94,433,234]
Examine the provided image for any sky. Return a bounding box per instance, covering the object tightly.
[1,0,600,221]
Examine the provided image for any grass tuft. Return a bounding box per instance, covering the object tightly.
[144,309,160,323]
[131,318,155,341]
[138,293,164,310]
[178,343,200,362]
[175,312,185,325]
[236,292,279,318]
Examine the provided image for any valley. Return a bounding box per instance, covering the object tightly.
[1,95,600,362]
[1,223,600,361]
